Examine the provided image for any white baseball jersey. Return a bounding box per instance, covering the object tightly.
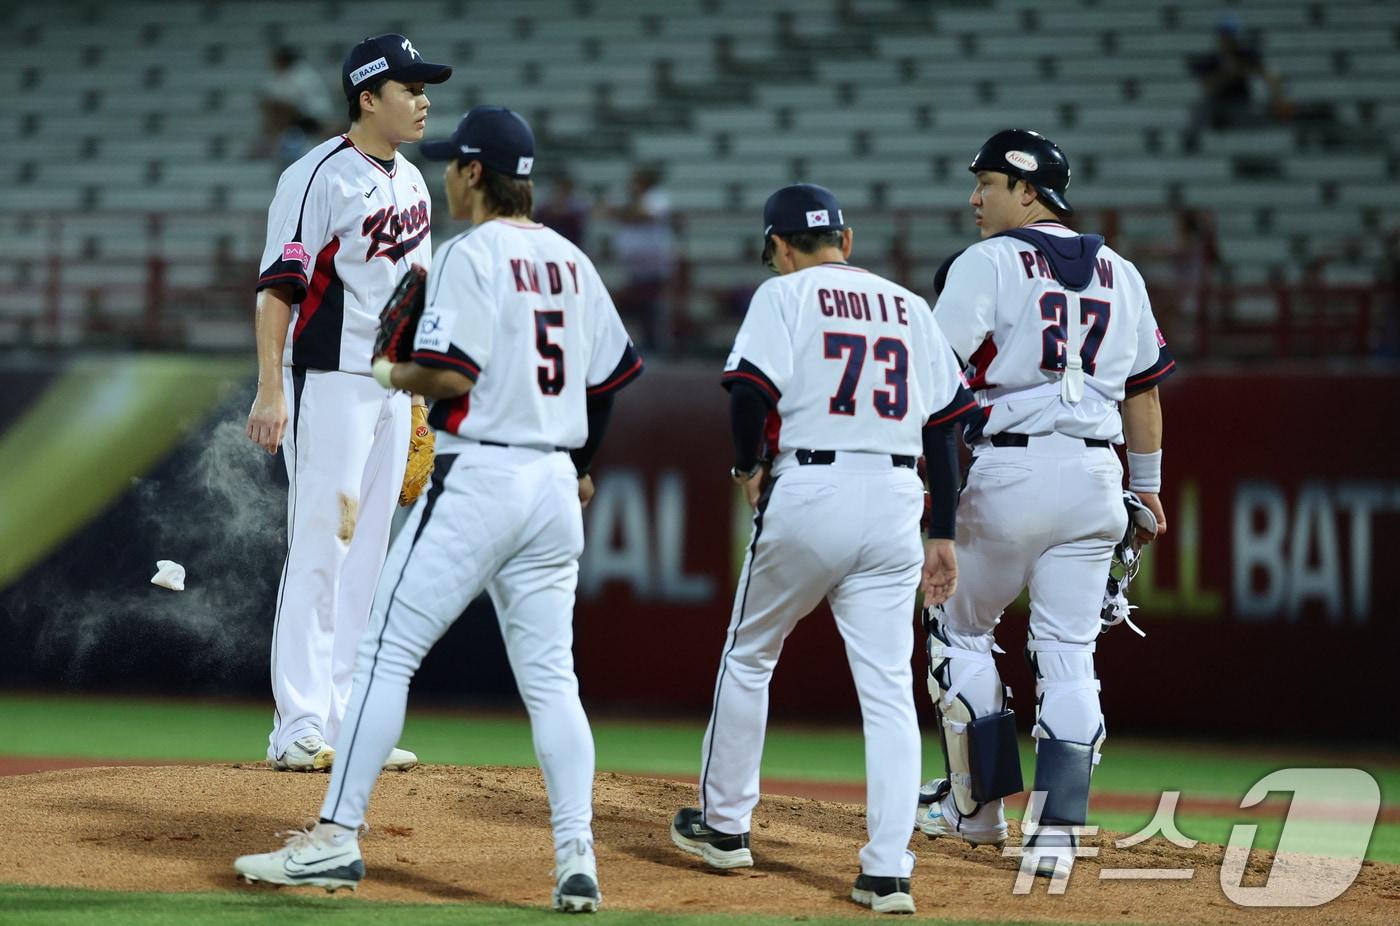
[934,222,1175,442]
[257,135,433,374]
[722,263,972,456]
[413,219,642,450]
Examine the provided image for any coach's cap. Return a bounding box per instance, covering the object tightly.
[762,183,846,238]
[342,34,452,101]
[421,106,536,179]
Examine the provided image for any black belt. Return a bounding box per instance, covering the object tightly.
[480,440,569,452]
[795,449,917,469]
[989,433,1111,449]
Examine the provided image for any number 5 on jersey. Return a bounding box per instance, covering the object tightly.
[535,309,564,394]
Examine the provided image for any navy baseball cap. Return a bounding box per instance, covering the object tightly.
[342,34,451,101]
[421,106,536,179]
[762,183,846,238]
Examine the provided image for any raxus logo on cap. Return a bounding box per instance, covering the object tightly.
[341,33,452,101]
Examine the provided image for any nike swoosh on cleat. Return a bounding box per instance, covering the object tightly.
[283,851,351,874]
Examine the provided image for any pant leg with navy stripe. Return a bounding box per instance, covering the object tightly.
[698,460,924,878]
[319,449,593,854]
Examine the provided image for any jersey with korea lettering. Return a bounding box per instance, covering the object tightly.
[722,263,973,457]
[413,219,642,450]
[934,222,1175,442]
[256,135,433,375]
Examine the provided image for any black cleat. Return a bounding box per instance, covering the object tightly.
[670,807,753,869]
[851,873,915,914]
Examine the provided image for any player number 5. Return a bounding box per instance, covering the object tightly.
[534,310,565,395]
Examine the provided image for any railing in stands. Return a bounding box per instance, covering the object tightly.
[0,208,1390,359]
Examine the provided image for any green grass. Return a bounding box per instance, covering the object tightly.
[0,885,1077,926]
[4,693,1396,796]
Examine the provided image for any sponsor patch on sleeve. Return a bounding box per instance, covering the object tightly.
[1155,327,1167,348]
[282,242,311,272]
[415,312,448,352]
[805,210,830,228]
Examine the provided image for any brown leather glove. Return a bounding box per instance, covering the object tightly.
[399,403,435,506]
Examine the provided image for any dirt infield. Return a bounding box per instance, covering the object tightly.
[0,764,1396,923]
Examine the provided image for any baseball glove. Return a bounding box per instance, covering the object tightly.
[400,403,435,507]
[374,264,428,362]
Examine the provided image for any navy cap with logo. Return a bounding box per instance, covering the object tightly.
[341,34,452,101]
[760,183,845,268]
[421,105,536,179]
[762,183,846,238]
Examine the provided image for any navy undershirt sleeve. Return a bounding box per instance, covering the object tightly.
[922,419,960,540]
[570,391,615,477]
[728,380,773,473]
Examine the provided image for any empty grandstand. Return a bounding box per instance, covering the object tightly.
[3,0,1397,359]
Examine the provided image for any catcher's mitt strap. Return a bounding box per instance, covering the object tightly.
[588,343,644,396]
[412,347,481,380]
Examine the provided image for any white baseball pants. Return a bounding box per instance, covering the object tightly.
[940,433,1128,748]
[319,445,596,856]
[699,451,924,878]
[268,367,409,761]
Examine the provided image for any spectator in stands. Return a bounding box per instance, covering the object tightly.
[1188,14,1287,133]
[255,47,337,165]
[607,167,677,355]
[536,172,591,246]
[1133,209,1221,355]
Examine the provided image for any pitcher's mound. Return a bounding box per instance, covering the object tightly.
[0,764,1396,922]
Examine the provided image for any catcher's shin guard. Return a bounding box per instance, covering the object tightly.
[1024,636,1104,827]
[925,609,1023,818]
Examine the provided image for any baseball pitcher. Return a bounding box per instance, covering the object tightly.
[236,106,641,913]
[245,34,451,773]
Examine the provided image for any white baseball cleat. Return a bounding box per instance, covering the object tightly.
[234,826,364,892]
[915,778,1008,847]
[383,746,418,771]
[269,735,335,772]
[1024,827,1078,879]
[551,839,602,913]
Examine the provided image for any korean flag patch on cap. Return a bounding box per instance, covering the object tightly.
[805,210,830,228]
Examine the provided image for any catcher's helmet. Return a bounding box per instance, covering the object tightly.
[969,129,1073,215]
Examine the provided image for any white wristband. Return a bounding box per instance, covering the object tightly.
[1127,449,1162,493]
[372,357,395,390]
